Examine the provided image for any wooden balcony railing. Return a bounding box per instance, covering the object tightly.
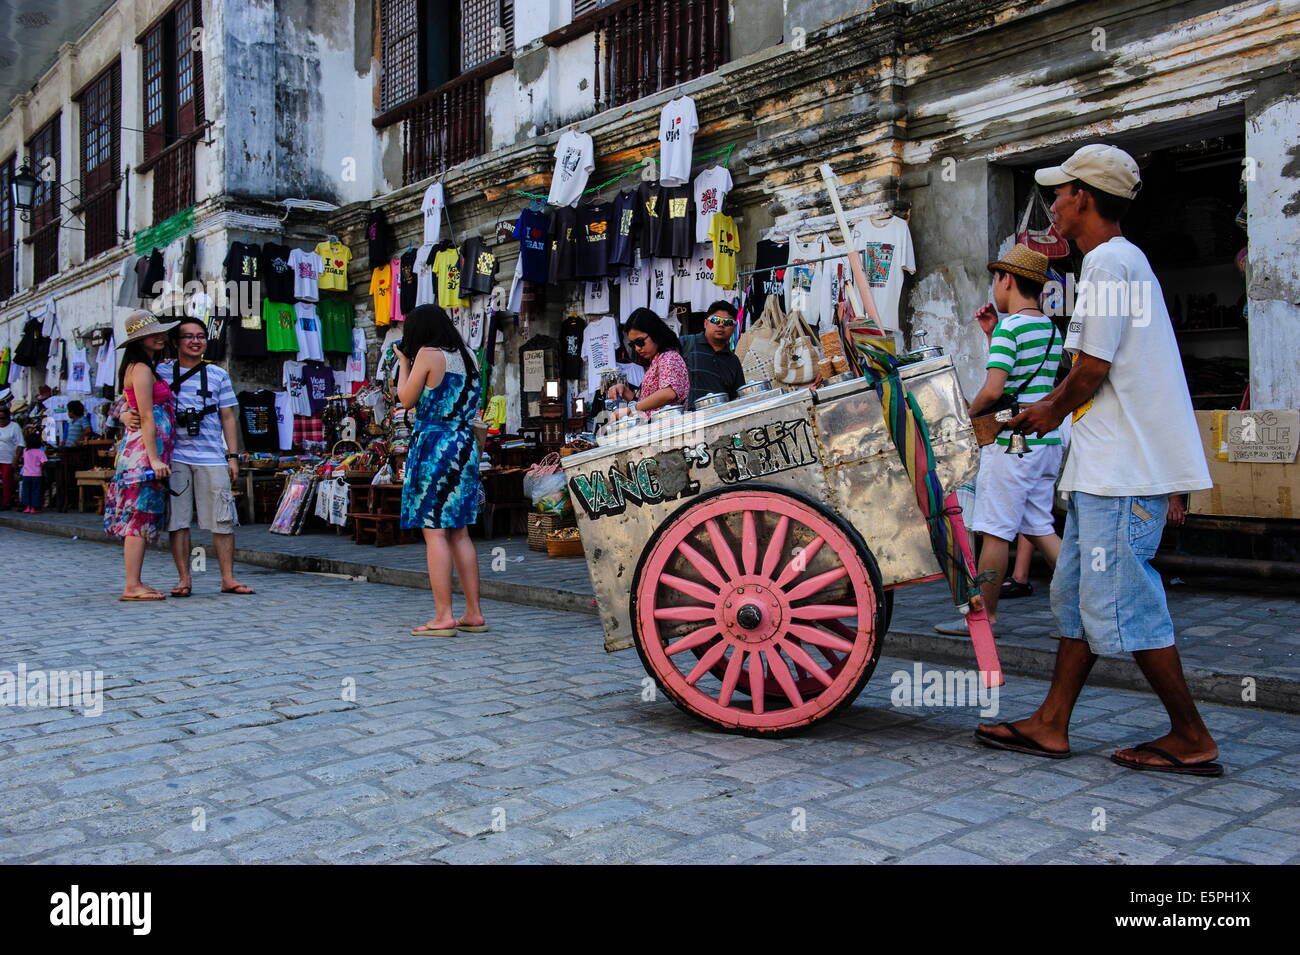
[82,187,119,259]
[594,0,728,110]
[401,76,485,186]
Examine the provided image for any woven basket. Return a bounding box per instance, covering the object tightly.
[528,512,575,551]
[545,534,585,558]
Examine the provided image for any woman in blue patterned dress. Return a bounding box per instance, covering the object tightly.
[396,305,486,636]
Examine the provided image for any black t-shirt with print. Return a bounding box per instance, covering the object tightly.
[223,242,267,357]
[751,239,788,315]
[367,209,391,269]
[608,189,639,269]
[636,182,664,261]
[576,201,613,279]
[658,185,694,259]
[237,389,279,452]
[560,315,585,380]
[260,243,294,302]
[459,237,497,296]
[547,206,579,285]
[399,248,419,313]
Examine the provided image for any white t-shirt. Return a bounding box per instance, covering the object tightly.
[273,391,294,450]
[294,303,324,362]
[1060,236,1212,497]
[421,183,445,245]
[647,257,673,319]
[688,243,728,312]
[282,361,312,417]
[584,278,611,315]
[94,336,117,390]
[66,346,91,394]
[693,165,732,242]
[581,315,620,400]
[850,215,916,332]
[671,258,692,304]
[658,95,699,187]
[0,421,23,462]
[344,328,367,385]
[785,236,825,328]
[548,131,595,207]
[414,243,436,306]
[288,248,323,302]
[467,296,487,350]
[619,251,649,323]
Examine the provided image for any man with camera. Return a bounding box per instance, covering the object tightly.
[125,317,253,596]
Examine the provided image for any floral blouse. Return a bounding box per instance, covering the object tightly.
[639,349,689,409]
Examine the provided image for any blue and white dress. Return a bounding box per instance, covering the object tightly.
[400,348,483,529]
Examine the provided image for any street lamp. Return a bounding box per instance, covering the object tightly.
[11,163,39,221]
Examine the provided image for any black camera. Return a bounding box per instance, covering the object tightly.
[176,406,214,436]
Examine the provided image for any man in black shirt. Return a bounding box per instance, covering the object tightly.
[680,300,745,410]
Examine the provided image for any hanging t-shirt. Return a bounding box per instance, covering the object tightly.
[231,310,268,359]
[548,130,595,207]
[140,248,165,298]
[581,315,620,399]
[576,201,613,278]
[282,361,312,417]
[619,250,649,323]
[635,182,664,260]
[273,391,294,450]
[66,347,91,394]
[366,208,391,269]
[459,237,497,295]
[584,279,611,315]
[414,244,436,306]
[512,209,550,283]
[658,95,699,187]
[302,363,333,414]
[318,298,355,354]
[223,242,261,313]
[751,239,788,316]
[670,258,693,308]
[263,299,299,353]
[288,248,323,302]
[389,256,405,323]
[688,244,726,313]
[561,315,585,380]
[421,183,445,245]
[820,236,851,334]
[547,206,579,284]
[237,390,279,453]
[260,243,295,302]
[693,165,732,242]
[708,213,740,290]
[315,241,352,292]
[785,236,825,328]
[94,337,116,390]
[849,214,916,332]
[608,189,639,269]
[658,185,694,259]
[398,248,419,314]
[647,257,673,319]
[344,327,367,386]
[434,248,470,309]
[466,296,487,350]
[369,265,393,327]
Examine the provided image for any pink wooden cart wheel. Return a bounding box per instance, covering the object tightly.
[633,487,882,735]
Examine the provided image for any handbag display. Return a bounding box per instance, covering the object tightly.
[1016,190,1071,260]
[735,294,785,383]
[772,309,821,387]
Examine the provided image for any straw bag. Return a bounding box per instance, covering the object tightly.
[772,309,821,386]
[735,294,785,383]
[1017,190,1070,260]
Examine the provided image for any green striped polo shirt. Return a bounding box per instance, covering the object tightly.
[987,312,1063,447]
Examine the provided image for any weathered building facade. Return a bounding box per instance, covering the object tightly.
[2,0,1296,424]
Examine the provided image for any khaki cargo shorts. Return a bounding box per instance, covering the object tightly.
[167,461,239,534]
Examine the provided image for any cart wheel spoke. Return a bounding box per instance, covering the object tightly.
[748,651,765,715]
[705,518,741,579]
[741,509,757,575]
[665,625,721,656]
[786,623,855,654]
[718,646,746,707]
[653,605,716,622]
[766,649,805,708]
[675,540,728,590]
[659,572,720,605]
[777,639,834,687]
[685,639,729,685]
[789,603,859,621]
[784,565,849,602]
[760,515,790,579]
[775,535,825,588]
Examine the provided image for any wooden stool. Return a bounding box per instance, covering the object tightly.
[350,512,399,547]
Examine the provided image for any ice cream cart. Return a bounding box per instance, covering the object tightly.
[561,355,1003,736]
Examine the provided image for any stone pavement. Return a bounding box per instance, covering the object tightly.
[1,528,1297,865]
[5,509,1298,712]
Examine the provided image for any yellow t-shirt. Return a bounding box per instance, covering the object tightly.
[434,248,470,309]
[316,241,352,291]
[709,213,740,290]
[369,265,392,326]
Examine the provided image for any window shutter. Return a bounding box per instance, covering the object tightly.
[142,22,167,158]
[381,0,420,111]
[175,0,197,136]
[191,0,205,126]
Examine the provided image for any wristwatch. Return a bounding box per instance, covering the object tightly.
[225,453,239,460]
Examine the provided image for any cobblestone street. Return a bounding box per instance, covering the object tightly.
[2,528,1298,865]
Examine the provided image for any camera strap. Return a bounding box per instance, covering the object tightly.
[171,361,218,416]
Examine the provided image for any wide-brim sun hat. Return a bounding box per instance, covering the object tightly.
[117,309,180,348]
[987,243,1051,284]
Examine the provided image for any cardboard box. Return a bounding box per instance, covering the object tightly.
[1188,410,1300,519]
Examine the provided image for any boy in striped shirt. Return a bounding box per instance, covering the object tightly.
[938,244,1063,636]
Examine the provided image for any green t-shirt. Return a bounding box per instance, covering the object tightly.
[318,297,355,354]
[263,300,299,353]
[987,312,1062,447]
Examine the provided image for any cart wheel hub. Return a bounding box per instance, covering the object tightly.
[721,581,783,644]
[736,604,763,630]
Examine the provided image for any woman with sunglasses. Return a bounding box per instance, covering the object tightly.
[606,308,690,421]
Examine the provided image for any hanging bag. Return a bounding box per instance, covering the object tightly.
[772,309,821,386]
[1017,190,1071,260]
[735,294,785,383]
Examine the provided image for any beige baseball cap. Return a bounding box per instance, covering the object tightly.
[1034,144,1141,199]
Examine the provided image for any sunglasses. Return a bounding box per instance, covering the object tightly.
[628,337,650,349]
[706,316,736,327]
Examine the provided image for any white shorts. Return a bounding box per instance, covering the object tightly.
[970,442,1063,542]
[168,461,239,534]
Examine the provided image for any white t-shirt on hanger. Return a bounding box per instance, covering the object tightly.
[671,258,692,305]
[688,243,726,313]
[467,296,487,350]
[581,314,620,400]
[294,303,324,362]
[785,236,825,329]
[658,95,699,187]
[619,251,649,323]
[273,391,294,450]
[421,183,445,245]
[414,243,437,306]
[548,130,595,207]
[66,346,91,394]
[584,278,611,315]
[282,361,313,417]
[288,248,323,302]
[848,214,916,332]
[693,165,732,242]
[647,257,673,319]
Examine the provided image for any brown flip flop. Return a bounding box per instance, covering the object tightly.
[974,722,1071,759]
[1111,743,1223,777]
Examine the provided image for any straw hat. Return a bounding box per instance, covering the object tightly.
[117,309,179,348]
[987,244,1050,284]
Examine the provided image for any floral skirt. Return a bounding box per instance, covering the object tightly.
[400,424,482,530]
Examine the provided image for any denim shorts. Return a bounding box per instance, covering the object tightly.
[1050,491,1174,655]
